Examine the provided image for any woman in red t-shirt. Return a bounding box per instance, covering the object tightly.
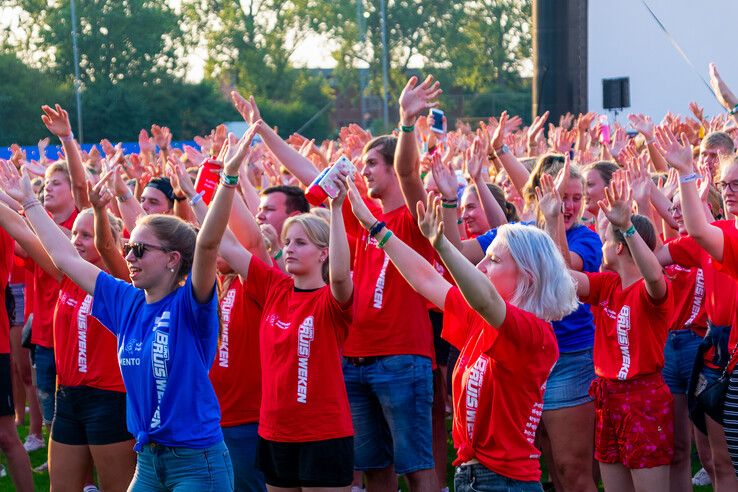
[0,204,135,491]
[216,173,354,490]
[542,174,675,490]
[345,182,578,491]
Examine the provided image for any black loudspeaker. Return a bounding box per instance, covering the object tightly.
[602,78,630,110]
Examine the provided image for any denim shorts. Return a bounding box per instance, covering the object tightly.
[222,423,266,492]
[663,329,703,394]
[130,440,234,491]
[454,463,543,492]
[8,283,24,327]
[543,348,596,411]
[52,385,132,445]
[342,354,434,475]
[34,345,56,424]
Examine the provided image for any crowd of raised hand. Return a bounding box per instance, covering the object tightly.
[0,62,737,492]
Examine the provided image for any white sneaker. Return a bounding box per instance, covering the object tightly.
[83,485,100,492]
[692,467,712,486]
[32,461,48,473]
[0,465,6,478]
[23,433,45,452]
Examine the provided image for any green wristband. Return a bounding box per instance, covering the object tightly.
[621,224,637,238]
[730,104,738,116]
[377,230,393,248]
[221,173,239,186]
[400,124,415,133]
[273,249,283,261]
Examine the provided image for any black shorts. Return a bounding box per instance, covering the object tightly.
[0,354,13,417]
[51,385,132,445]
[256,436,353,488]
[429,310,449,367]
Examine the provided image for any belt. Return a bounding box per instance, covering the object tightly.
[345,356,385,366]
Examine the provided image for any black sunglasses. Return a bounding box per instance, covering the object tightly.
[123,242,169,259]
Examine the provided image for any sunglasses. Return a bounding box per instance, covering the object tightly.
[123,242,169,259]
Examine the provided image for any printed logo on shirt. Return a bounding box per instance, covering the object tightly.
[218,288,236,368]
[616,306,632,380]
[265,314,291,331]
[76,294,93,374]
[372,254,391,309]
[296,316,314,404]
[685,269,704,326]
[59,291,78,308]
[465,354,489,441]
[150,311,171,429]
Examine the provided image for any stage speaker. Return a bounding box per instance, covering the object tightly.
[602,77,630,110]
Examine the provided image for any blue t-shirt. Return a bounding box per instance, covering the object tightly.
[476,223,602,352]
[92,271,223,450]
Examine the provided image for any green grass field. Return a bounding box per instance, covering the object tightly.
[0,416,717,491]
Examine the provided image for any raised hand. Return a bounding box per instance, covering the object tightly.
[260,223,282,257]
[491,111,510,151]
[37,137,50,165]
[628,113,655,141]
[231,91,262,124]
[416,192,444,248]
[328,171,349,208]
[536,173,562,222]
[183,145,206,167]
[139,129,154,156]
[709,63,738,111]
[0,160,34,204]
[88,164,120,209]
[41,104,73,138]
[609,127,628,157]
[653,126,694,174]
[150,125,172,151]
[399,75,442,124]
[465,136,486,180]
[222,126,257,176]
[430,152,458,200]
[598,176,633,230]
[626,153,652,206]
[688,101,706,124]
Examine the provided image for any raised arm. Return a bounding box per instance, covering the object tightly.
[346,180,451,309]
[191,129,254,303]
[231,91,319,187]
[41,104,90,209]
[493,112,532,198]
[395,76,441,219]
[655,126,725,261]
[600,177,666,300]
[0,162,99,294]
[328,175,353,304]
[709,63,738,125]
[538,173,572,268]
[467,139,507,229]
[110,167,145,232]
[0,201,62,281]
[88,174,129,281]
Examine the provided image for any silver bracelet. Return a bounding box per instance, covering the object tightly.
[117,190,133,202]
[22,198,41,211]
[189,191,205,206]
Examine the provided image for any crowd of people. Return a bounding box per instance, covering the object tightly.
[1,61,738,492]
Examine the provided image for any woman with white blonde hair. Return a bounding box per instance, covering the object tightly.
[345,177,578,492]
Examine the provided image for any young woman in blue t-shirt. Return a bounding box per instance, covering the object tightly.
[0,131,253,491]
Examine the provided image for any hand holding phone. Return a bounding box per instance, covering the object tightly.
[430,108,445,134]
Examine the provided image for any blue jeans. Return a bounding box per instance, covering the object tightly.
[34,345,56,424]
[663,329,703,394]
[542,348,596,410]
[454,463,543,492]
[129,441,234,491]
[222,423,266,492]
[342,355,434,475]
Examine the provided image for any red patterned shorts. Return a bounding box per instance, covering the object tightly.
[589,373,674,469]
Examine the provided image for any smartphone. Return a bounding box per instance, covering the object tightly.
[430,109,445,134]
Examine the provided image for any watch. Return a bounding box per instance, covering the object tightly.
[495,144,510,156]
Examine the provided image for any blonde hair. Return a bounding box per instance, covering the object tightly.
[77,207,123,247]
[492,223,579,321]
[45,161,70,182]
[281,213,330,281]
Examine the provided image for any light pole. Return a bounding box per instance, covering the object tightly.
[70,0,83,142]
[356,0,367,127]
[379,0,390,129]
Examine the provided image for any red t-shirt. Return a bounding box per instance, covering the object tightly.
[0,229,14,353]
[442,287,558,482]
[663,264,707,336]
[209,276,262,427]
[245,257,353,442]
[342,199,435,359]
[31,209,78,348]
[54,277,125,391]
[668,222,738,329]
[582,272,673,380]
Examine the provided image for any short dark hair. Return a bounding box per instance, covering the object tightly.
[363,135,397,166]
[262,185,310,214]
[612,214,657,253]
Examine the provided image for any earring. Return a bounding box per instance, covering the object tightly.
[169,267,175,273]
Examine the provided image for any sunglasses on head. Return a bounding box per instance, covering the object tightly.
[123,242,169,259]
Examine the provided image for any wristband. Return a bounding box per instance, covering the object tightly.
[678,172,701,184]
[189,191,205,206]
[730,104,738,116]
[621,224,637,238]
[117,190,133,202]
[369,220,386,237]
[221,173,239,186]
[400,124,415,133]
[377,230,393,248]
[457,218,463,225]
[272,249,283,261]
[495,144,510,156]
[442,201,458,209]
[173,194,186,202]
[60,133,74,142]
[22,198,41,211]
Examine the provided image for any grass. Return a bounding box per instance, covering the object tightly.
[0,415,717,491]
